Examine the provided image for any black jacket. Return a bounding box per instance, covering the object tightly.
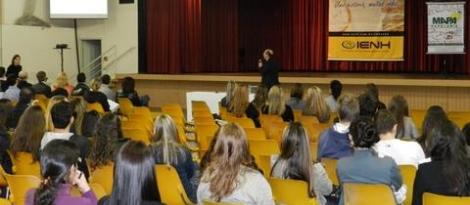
[32,82,52,97]
[260,59,280,89]
[6,65,21,78]
[84,91,110,112]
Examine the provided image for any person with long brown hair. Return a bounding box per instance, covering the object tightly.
[0,99,13,173]
[11,105,45,162]
[197,123,274,204]
[229,84,261,127]
[388,95,418,140]
[251,85,268,111]
[303,86,330,123]
[271,122,332,205]
[151,114,197,203]
[262,85,294,122]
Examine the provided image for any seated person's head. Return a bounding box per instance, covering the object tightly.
[18,87,34,104]
[36,71,47,83]
[90,78,101,91]
[338,94,359,123]
[35,140,82,204]
[376,110,397,139]
[101,74,111,85]
[18,71,28,81]
[51,101,74,130]
[290,83,304,99]
[330,80,342,100]
[77,73,86,83]
[358,92,378,118]
[365,83,379,100]
[349,116,379,148]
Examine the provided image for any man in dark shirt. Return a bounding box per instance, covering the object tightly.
[73,72,90,96]
[17,71,32,89]
[32,71,52,97]
[258,49,280,89]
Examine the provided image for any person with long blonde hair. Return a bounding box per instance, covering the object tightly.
[303,86,331,123]
[53,72,74,96]
[220,81,236,108]
[262,85,294,122]
[197,123,274,204]
[229,84,260,127]
[152,114,197,202]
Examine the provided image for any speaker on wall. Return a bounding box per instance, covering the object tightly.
[119,0,134,4]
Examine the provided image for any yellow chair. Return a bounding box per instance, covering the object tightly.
[121,120,152,133]
[155,165,194,205]
[90,183,107,200]
[10,152,41,178]
[194,116,216,126]
[228,117,256,129]
[257,155,272,177]
[343,183,395,205]
[118,97,134,116]
[321,158,339,186]
[244,128,267,140]
[162,104,185,119]
[298,115,320,125]
[262,121,286,142]
[249,140,280,157]
[259,115,284,127]
[87,102,105,114]
[448,111,470,128]
[304,123,330,142]
[410,110,426,131]
[196,125,219,155]
[0,199,10,205]
[423,192,470,205]
[4,174,41,205]
[269,178,316,205]
[309,142,318,161]
[203,200,241,205]
[399,165,417,205]
[89,164,114,194]
[122,128,151,145]
[193,110,213,118]
[293,110,303,122]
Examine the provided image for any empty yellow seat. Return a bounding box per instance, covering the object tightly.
[423,192,470,205]
[343,183,395,205]
[244,128,267,140]
[269,178,316,205]
[122,128,151,145]
[4,174,41,205]
[89,164,114,194]
[118,97,134,116]
[249,140,280,157]
[196,125,219,153]
[399,165,417,205]
[155,165,194,205]
[194,116,216,126]
[90,183,107,200]
[298,115,320,125]
[227,117,256,129]
[10,152,41,178]
[304,123,330,142]
[193,110,213,118]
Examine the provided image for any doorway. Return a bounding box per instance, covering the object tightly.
[81,39,102,80]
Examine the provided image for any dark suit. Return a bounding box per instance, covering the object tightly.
[260,59,280,89]
[32,82,52,97]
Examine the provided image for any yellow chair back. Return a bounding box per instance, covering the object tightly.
[10,152,41,178]
[89,164,114,194]
[4,174,41,205]
[0,199,10,205]
[343,183,395,205]
[196,125,219,154]
[118,97,134,116]
[244,128,267,140]
[399,165,417,205]
[87,102,105,114]
[423,192,470,205]
[268,178,316,205]
[228,117,256,129]
[155,165,193,205]
[122,128,151,145]
[90,183,107,200]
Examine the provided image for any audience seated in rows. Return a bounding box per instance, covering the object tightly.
[99,141,162,205]
[337,116,406,205]
[229,84,261,127]
[197,123,274,204]
[325,80,342,112]
[152,114,197,202]
[287,83,305,110]
[271,122,333,205]
[318,94,358,160]
[26,140,97,205]
[412,120,470,205]
[32,71,52,97]
[374,110,425,168]
[388,95,419,140]
[303,86,331,123]
[262,85,294,122]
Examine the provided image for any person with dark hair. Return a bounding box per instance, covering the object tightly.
[40,101,90,178]
[98,74,116,101]
[258,49,280,89]
[89,113,127,171]
[10,105,45,164]
[0,67,7,92]
[81,111,101,138]
[152,114,197,202]
[84,78,110,112]
[32,71,51,97]
[3,74,20,101]
[412,120,470,205]
[337,117,406,205]
[318,94,358,160]
[358,92,378,119]
[365,83,386,110]
[98,141,162,205]
[6,54,22,78]
[51,87,69,98]
[7,87,34,129]
[462,123,470,157]
[388,95,418,140]
[416,105,448,154]
[73,72,90,96]
[251,85,268,111]
[25,140,97,205]
[18,71,32,89]
[0,99,13,174]
[287,83,305,110]
[119,76,144,106]
[374,110,425,168]
[271,122,332,205]
[325,80,342,112]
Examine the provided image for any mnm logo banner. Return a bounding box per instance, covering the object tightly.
[328,34,404,61]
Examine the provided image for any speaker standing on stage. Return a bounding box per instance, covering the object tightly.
[258,49,280,89]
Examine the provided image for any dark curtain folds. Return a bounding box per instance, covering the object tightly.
[144,0,470,74]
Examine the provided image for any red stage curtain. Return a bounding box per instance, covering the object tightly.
[146,0,470,74]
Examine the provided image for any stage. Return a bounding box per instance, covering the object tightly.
[115,73,470,112]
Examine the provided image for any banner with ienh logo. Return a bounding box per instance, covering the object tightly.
[427,2,466,54]
[328,0,404,61]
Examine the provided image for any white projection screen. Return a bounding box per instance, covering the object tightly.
[50,0,108,19]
